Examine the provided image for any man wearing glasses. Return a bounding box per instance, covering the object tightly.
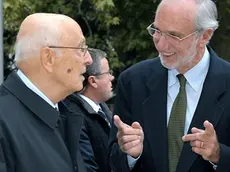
[109,0,230,172]
[64,48,114,172]
[0,13,92,172]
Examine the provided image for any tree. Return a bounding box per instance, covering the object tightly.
[3,0,230,79]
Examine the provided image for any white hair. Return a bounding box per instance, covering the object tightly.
[14,22,61,64]
[195,0,219,31]
[158,0,218,41]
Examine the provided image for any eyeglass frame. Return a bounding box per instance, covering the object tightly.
[93,70,113,77]
[146,23,199,42]
[48,45,89,56]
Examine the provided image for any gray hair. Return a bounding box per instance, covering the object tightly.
[195,0,219,32]
[83,48,107,86]
[14,23,61,64]
[158,0,218,35]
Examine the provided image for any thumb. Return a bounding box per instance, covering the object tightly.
[131,122,142,129]
[204,120,214,135]
[114,115,125,130]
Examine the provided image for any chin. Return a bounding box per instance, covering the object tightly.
[108,92,114,99]
[161,60,179,70]
[160,55,176,67]
[74,84,83,92]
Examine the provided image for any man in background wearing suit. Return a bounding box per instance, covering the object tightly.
[109,0,230,172]
[64,48,114,172]
[0,13,92,172]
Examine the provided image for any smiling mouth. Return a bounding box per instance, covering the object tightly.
[160,52,175,57]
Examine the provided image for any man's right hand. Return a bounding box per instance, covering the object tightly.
[114,115,144,158]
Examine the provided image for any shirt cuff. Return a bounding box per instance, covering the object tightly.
[209,161,217,170]
[127,154,141,170]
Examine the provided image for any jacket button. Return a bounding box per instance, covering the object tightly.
[74,166,77,171]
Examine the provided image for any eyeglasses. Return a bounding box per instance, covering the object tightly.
[146,23,198,42]
[94,70,113,76]
[48,45,88,56]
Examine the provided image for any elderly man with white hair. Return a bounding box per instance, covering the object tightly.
[109,0,230,172]
[0,13,92,172]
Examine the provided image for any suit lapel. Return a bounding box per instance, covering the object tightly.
[68,93,112,127]
[4,71,85,169]
[60,102,84,167]
[177,47,226,172]
[142,59,169,172]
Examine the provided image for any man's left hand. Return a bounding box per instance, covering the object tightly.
[182,120,220,163]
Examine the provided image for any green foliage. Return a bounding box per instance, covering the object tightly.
[3,0,230,78]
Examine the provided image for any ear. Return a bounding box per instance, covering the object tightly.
[40,47,56,73]
[88,76,98,88]
[198,28,214,48]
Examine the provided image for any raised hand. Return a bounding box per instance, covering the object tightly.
[182,120,220,163]
[114,115,144,158]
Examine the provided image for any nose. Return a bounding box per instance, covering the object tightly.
[84,50,93,65]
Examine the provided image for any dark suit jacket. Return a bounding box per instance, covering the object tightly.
[64,93,112,172]
[109,46,230,172]
[0,72,86,172]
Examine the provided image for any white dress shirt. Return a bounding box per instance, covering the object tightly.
[79,94,101,113]
[17,70,58,109]
[128,47,210,169]
[167,47,209,134]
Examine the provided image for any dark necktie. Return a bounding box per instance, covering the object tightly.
[168,74,187,172]
[98,109,111,128]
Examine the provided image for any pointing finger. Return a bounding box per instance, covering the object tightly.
[114,115,126,130]
[191,127,204,134]
[131,122,142,129]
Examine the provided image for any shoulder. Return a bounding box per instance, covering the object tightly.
[209,46,230,71]
[63,95,96,121]
[118,57,163,86]
[63,94,83,112]
[215,57,230,70]
[0,93,22,114]
[122,58,160,77]
[0,93,27,135]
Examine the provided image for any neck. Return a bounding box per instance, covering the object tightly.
[82,88,101,104]
[18,60,74,104]
[22,70,71,104]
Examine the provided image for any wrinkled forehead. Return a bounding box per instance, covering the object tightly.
[154,0,197,32]
[60,23,86,47]
[156,0,197,20]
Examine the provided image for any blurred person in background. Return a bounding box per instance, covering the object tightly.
[64,48,114,172]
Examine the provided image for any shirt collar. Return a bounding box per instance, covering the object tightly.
[168,46,210,92]
[168,69,179,88]
[17,69,58,109]
[79,94,100,112]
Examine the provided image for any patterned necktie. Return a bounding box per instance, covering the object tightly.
[98,108,111,128]
[168,74,187,172]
